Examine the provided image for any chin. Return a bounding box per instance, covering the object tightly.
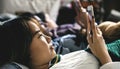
[51,50,56,59]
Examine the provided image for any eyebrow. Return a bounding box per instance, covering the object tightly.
[32,30,41,37]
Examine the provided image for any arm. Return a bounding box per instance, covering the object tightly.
[86,6,112,65]
[72,0,88,28]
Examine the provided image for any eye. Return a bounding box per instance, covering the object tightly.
[38,33,51,43]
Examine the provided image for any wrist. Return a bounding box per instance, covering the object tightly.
[98,51,112,65]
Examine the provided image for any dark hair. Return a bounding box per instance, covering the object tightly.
[0,15,34,67]
[56,6,76,25]
[35,12,46,22]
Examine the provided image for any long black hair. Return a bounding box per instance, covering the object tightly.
[0,14,34,67]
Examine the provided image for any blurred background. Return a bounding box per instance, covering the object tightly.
[0,0,120,24]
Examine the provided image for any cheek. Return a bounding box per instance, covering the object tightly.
[30,39,52,65]
[30,38,51,56]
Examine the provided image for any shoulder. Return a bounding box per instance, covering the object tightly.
[0,62,29,69]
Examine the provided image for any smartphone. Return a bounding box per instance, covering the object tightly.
[87,5,94,21]
[87,5,95,37]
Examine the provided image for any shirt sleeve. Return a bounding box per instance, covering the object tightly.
[100,62,120,69]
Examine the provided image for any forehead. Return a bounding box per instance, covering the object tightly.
[28,19,41,35]
[28,17,51,36]
[28,18,47,34]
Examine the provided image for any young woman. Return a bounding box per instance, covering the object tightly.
[0,10,120,69]
[0,14,56,69]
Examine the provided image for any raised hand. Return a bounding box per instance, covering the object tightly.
[86,5,112,65]
[72,0,89,28]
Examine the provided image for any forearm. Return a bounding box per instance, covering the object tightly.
[97,51,112,65]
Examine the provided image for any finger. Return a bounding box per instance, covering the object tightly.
[86,10,94,43]
[75,16,85,27]
[77,0,82,11]
[71,0,79,15]
[87,22,90,36]
[91,17,97,35]
[72,0,80,14]
[86,16,90,35]
[74,0,83,14]
[96,27,102,35]
[86,14,92,42]
[87,32,92,44]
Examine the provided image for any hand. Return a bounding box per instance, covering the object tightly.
[87,15,112,65]
[72,0,89,28]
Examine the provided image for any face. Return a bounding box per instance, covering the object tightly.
[28,18,56,66]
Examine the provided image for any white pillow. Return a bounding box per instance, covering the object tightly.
[0,0,61,21]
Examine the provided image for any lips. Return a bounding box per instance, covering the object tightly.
[50,45,55,50]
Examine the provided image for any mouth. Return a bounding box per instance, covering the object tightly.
[50,45,55,50]
[49,41,54,49]
[49,40,53,45]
